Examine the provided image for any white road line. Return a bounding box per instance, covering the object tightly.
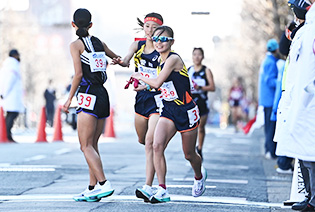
[54,148,72,155]
[153,185,216,189]
[173,178,248,184]
[0,165,60,172]
[0,194,283,208]
[23,155,47,162]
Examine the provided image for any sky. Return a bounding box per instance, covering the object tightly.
[71,0,242,68]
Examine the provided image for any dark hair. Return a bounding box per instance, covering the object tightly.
[152,26,174,38]
[193,48,204,58]
[137,12,163,27]
[73,8,92,37]
[9,49,19,57]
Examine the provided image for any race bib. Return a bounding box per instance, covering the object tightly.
[187,105,200,127]
[89,52,107,73]
[160,81,178,101]
[77,93,96,110]
[138,65,157,79]
[191,78,206,94]
[154,93,164,108]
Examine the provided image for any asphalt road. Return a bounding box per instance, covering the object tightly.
[0,125,294,212]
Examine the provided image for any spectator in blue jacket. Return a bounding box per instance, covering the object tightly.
[258,39,279,159]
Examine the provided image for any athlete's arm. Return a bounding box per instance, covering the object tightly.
[63,40,84,113]
[200,68,215,92]
[102,42,121,61]
[111,41,138,67]
[132,54,180,89]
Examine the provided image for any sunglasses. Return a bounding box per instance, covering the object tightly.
[152,36,174,43]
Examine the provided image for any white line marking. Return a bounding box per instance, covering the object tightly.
[0,165,60,172]
[23,155,47,162]
[153,185,216,189]
[173,178,248,184]
[54,148,72,155]
[0,194,282,207]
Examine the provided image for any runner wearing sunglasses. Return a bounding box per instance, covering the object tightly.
[63,8,122,202]
[112,13,164,202]
[132,26,207,203]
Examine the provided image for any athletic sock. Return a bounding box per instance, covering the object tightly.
[195,174,203,181]
[88,185,95,191]
[99,180,107,186]
[159,184,166,189]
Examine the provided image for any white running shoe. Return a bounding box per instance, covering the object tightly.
[136,185,154,202]
[85,181,114,200]
[150,186,170,203]
[73,188,90,202]
[192,166,207,197]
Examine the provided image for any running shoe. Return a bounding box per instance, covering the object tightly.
[192,166,207,197]
[73,188,100,202]
[150,186,170,203]
[136,185,154,202]
[85,181,114,200]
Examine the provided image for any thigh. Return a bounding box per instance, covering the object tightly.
[181,128,198,155]
[146,114,160,142]
[135,114,148,142]
[77,112,98,146]
[154,118,177,149]
[199,115,208,129]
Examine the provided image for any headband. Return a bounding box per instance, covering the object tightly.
[144,17,163,25]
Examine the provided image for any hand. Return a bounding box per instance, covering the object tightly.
[62,99,71,113]
[131,72,142,80]
[111,57,129,67]
[134,84,147,91]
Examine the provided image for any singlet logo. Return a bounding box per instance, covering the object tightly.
[152,55,158,61]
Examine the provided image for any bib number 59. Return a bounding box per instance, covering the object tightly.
[77,93,96,110]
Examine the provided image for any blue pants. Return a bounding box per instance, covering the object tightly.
[263,107,277,158]
[277,156,293,170]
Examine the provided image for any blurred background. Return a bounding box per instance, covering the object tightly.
[0,0,292,131]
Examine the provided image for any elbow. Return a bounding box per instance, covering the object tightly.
[74,72,83,79]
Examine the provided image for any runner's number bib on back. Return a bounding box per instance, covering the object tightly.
[89,52,107,73]
[77,93,96,110]
[160,81,178,101]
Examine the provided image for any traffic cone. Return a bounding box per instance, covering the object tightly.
[242,116,256,134]
[52,106,63,142]
[0,107,8,143]
[283,159,306,206]
[103,108,115,138]
[35,106,47,142]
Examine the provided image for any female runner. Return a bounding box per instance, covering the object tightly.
[63,8,122,202]
[188,47,215,160]
[112,13,164,201]
[132,26,207,203]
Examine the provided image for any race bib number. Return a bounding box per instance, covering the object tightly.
[154,93,164,108]
[187,105,200,127]
[89,52,107,73]
[77,93,96,110]
[138,65,157,79]
[160,81,178,101]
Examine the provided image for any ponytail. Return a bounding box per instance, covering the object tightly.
[76,27,89,37]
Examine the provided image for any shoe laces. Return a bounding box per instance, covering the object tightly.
[194,179,203,192]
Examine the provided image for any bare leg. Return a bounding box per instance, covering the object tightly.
[181,128,202,178]
[145,114,159,186]
[197,115,208,151]
[77,112,106,184]
[153,118,177,185]
[135,114,148,145]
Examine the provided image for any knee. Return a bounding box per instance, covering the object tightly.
[153,142,164,154]
[80,144,92,153]
[199,127,205,134]
[184,151,195,162]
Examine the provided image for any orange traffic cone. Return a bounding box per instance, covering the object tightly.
[52,106,63,142]
[35,106,48,142]
[0,107,8,143]
[103,108,115,138]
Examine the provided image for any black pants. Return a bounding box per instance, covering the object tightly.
[302,161,315,206]
[5,111,19,141]
[300,160,311,199]
[263,107,277,158]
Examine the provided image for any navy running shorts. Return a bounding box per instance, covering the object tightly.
[135,90,161,119]
[160,100,200,132]
[76,84,110,119]
[193,96,209,117]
